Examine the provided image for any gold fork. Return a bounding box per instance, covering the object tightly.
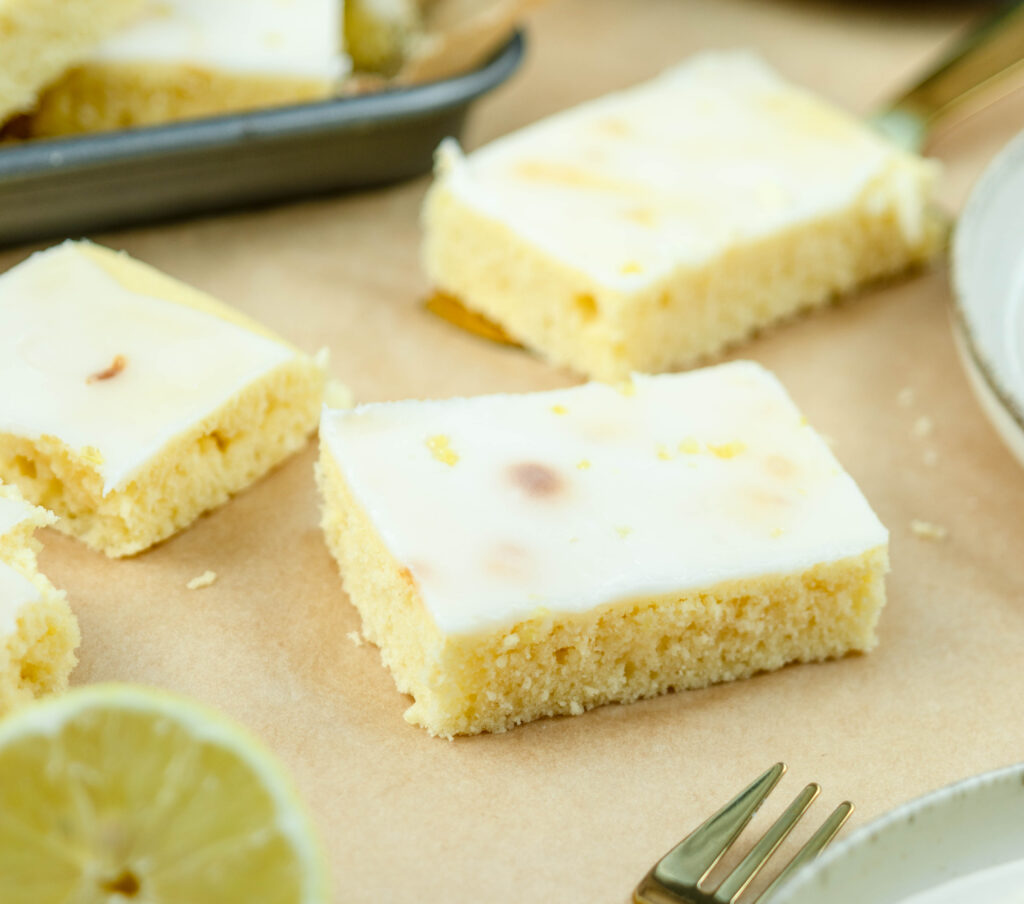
[633,763,852,904]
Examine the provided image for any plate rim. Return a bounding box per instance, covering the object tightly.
[950,127,1024,458]
[766,760,1024,903]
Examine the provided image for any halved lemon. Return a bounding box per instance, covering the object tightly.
[0,684,329,903]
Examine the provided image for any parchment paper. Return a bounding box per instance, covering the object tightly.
[3,2,1023,901]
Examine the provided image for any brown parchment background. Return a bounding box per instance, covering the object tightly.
[2,1,1024,901]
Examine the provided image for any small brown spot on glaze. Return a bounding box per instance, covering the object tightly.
[87,354,126,383]
[509,462,563,499]
[763,455,798,480]
[485,542,532,580]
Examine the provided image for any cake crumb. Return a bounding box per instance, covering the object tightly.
[87,354,127,383]
[186,570,217,590]
[425,434,459,466]
[347,630,364,647]
[923,448,938,467]
[569,701,584,716]
[912,415,934,439]
[911,519,947,541]
[897,387,915,408]
[708,441,746,459]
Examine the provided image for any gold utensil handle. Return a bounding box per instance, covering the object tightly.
[872,1,1024,151]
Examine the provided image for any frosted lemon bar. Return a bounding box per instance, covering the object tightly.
[29,0,348,136]
[0,484,80,714]
[0,241,329,557]
[0,0,141,125]
[318,360,889,737]
[423,52,941,381]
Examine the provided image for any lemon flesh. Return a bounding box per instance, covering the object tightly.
[0,684,328,904]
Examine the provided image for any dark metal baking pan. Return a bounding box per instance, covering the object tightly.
[0,32,525,247]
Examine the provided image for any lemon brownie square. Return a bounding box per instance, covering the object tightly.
[318,360,889,737]
[422,51,941,381]
[0,484,80,714]
[0,241,329,557]
[28,0,348,137]
[0,0,141,124]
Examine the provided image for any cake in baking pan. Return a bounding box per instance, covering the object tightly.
[318,361,889,736]
[0,0,141,125]
[0,483,79,714]
[422,51,941,380]
[28,0,348,136]
[0,241,330,557]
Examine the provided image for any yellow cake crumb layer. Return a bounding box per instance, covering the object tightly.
[318,449,889,738]
[28,61,334,137]
[0,244,326,558]
[422,166,943,382]
[0,0,141,124]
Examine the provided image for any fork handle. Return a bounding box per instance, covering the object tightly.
[871,1,1024,150]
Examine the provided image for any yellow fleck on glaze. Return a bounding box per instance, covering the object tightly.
[576,459,591,470]
[656,445,672,461]
[425,435,458,466]
[551,404,568,416]
[615,379,636,397]
[770,527,786,538]
[620,261,643,274]
[679,438,701,455]
[709,441,746,459]
[615,526,632,538]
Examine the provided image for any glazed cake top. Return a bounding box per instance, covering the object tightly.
[437,51,933,291]
[321,361,888,636]
[93,0,347,82]
[0,242,299,494]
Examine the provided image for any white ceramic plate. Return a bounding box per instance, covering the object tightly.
[952,128,1024,467]
[766,761,1024,904]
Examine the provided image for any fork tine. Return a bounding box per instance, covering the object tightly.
[652,763,786,889]
[712,783,820,903]
[757,801,854,903]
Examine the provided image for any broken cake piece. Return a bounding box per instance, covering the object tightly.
[318,360,889,737]
[422,51,941,380]
[0,483,79,714]
[0,241,330,557]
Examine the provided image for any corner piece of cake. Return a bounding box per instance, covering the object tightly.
[422,51,942,381]
[27,0,348,137]
[0,0,141,125]
[317,360,889,737]
[0,240,330,557]
[0,483,80,714]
